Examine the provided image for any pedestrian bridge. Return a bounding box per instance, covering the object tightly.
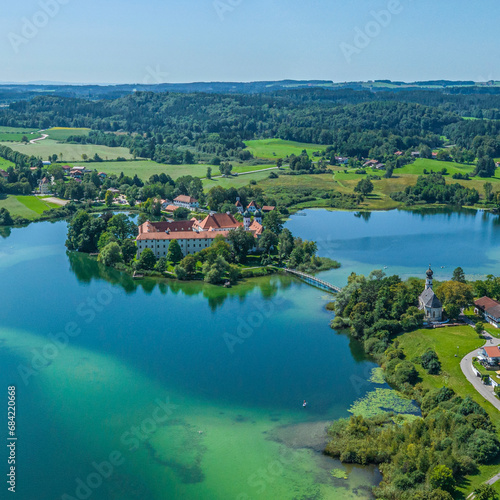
[284,268,342,293]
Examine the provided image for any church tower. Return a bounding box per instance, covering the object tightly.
[425,265,434,290]
[243,210,251,230]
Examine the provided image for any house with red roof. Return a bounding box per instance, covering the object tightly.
[479,345,500,366]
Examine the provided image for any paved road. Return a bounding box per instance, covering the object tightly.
[459,315,500,411]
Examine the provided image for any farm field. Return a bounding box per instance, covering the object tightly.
[0,139,134,162]
[73,160,279,181]
[0,195,59,220]
[0,126,42,142]
[244,139,326,160]
[45,127,91,141]
[397,158,476,176]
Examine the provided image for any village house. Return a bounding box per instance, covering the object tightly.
[0,169,8,180]
[247,200,259,214]
[335,156,349,165]
[62,165,72,175]
[261,205,275,213]
[39,177,51,194]
[174,195,199,210]
[235,200,244,213]
[474,297,500,328]
[363,159,378,167]
[479,345,500,366]
[98,172,107,180]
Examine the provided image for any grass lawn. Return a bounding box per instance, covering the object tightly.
[244,139,326,160]
[395,326,500,497]
[397,158,476,176]
[0,195,58,220]
[0,157,15,170]
[0,139,134,162]
[46,127,91,141]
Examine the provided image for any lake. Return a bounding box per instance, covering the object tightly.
[1,207,499,500]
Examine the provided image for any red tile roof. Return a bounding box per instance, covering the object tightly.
[484,346,500,358]
[249,220,263,236]
[262,206,275,212]
[174,195,198,204]
[475,297,500,311]
[196,213,242,231]
[139,220,195,234]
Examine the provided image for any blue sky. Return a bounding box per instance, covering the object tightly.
[1,0,498,84]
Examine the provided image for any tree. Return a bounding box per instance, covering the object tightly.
[203,255,228,284]
[227,226,255,263]
[436,281,474,317]
[98,242,123,267]
[474,484,499,500]
[174,265,187,280]
[121,239,137,263]
[263,210,283,234]
[167,239,183,264]
[475,321,485,335]
[474,157,496,178]
[180,254,197,275]
[21,135,29,143]
[66,210,106,253]
[81,154,88,161]
[278,228,294,261]
[219,162,233,176]
[259,230,278,255]
[173,207,190,220]
[452,267,466,283]
[138,248,156,270]
[484,182,493,202]
[430,465,455,492]
[155,257,167,272]
[354,178,374,196]
[107,214,136,240]
[0,208,13,226]
[206,166,212,179]
[105,190,114,207]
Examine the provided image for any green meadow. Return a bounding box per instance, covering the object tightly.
[244,139,326,160]
[0,139,134,162]
[0,126,42,142]
[46,127,91,141]
[0,195,59,220]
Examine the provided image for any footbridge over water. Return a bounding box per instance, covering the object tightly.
[284,269,342,294]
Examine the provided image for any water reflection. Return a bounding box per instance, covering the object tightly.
[67,251,290,311]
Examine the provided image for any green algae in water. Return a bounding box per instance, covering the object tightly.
[369,367,385,385]
[330,468,348,480]
[348,388,420,418]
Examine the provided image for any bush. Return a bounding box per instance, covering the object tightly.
[421,349,441,374]
[467,429,500,463]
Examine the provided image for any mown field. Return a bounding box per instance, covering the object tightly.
[0,195,59,220]
[395,326,500,496]
[0,157,15,170]
[68,160,277,181]
[0,139,134,162]
[0,126,41,142]
[46,127,91,141]
[244,139,326,160]
[203,168,281,190]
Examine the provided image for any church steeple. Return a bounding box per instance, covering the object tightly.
[425,265,433,290]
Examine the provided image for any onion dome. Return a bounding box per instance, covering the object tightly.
[426,266,433,278]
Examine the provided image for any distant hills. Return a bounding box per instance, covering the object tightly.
[1,79,500,104]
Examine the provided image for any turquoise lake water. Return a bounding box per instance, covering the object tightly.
[1,207,499,499]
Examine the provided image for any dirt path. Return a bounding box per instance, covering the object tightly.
[30,133,49,144]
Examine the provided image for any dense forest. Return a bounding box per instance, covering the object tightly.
[2,88,500,165]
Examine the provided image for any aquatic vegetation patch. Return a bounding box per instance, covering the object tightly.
[330,468,348,480]
[368,367,385,385]
[146,421,206,484]
[348,388,420,418]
